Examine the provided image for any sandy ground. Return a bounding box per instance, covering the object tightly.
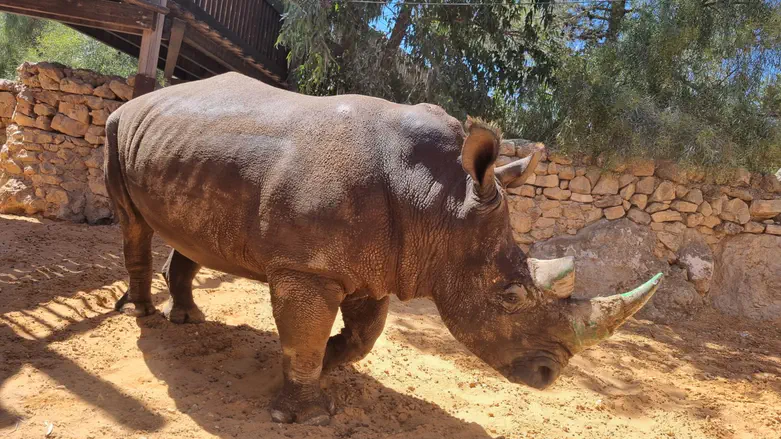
[0,214,780,439]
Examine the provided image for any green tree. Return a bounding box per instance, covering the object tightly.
[0,14,45,79]
[278,0,556,121]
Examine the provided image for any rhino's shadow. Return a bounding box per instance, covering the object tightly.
[136,316,495,439]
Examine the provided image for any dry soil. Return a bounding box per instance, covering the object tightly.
[1,214,780,439]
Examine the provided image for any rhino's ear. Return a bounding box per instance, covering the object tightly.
[461,116,501,198]
[495,146,543,188]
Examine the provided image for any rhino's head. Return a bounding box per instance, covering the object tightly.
[432,118,662,390]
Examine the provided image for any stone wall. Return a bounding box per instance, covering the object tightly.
[0,62,134,223]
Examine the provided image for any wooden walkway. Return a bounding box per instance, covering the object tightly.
[0,0,288,95]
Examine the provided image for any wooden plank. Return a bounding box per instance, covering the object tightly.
[135,0,167,97]
[173,0,286,79]
[164,18,187,81]
[0,0,154,33]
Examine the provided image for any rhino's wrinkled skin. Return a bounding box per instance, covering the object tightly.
[105,72,661,425]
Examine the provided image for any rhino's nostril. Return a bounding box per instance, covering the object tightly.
[538,365,554,384]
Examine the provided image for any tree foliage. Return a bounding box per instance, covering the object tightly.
[278,0,556,121]
[0,13,136,80]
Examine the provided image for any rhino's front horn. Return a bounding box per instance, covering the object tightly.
[568,273,663,352]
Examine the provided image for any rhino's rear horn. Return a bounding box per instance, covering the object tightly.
[527,256,575,299]
[495,145,543,188]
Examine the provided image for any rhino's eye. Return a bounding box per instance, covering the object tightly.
[499,285,528,312]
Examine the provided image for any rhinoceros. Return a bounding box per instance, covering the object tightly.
[105,72,662,425]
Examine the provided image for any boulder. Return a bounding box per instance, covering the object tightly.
[670,201,698,213]
[627,207,651,225]
[570,193,593,203]
[604,205,625,220]
[711,234,781,321]
[652,210,682,222]
[593,195,623,208]
[630,193,648,210]
[0,178,46,215]
[531,174,559,188]
[530,219,701,318]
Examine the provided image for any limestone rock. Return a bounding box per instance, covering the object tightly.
[592,172,619,195]
[51,113,89,137]
[652,210,682,222]
[719,198,750,225]
[585,167,602,187]
[711,234,781,320]
[0,91,15,118]
[766,224,781,235]
[58,102,90,124]
[543,187,571,200]
[569,176,591,194]
[630,193,648,210]
[685,213,704,228]
[649,180,676,203]
[593,195,623,208]
[716,222,743,235]
[671,201,698,213]
[109,80,133,101]
[744,222,765,234]
[511,214,532,234]
[0,178,45,215]
[558,165,575,180]
[618,174,637,188]
[93,83,117,99]
[619,182,636,201]
[722,186,753,202]
[698,201,713,217]
[749,200,781,220]
[604,205,625,220]
[701,215,721,229]
[646,202,669,214]
[682,188,703,205]
[531,174,559,188]
[60,78,94,95]
[635,176,656,195]
[627,208,651,225]
[570,193,593,203]
[507,185,535,197]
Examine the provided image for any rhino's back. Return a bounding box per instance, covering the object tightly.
[112,73,465,291]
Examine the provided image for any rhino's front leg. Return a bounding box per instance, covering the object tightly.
[323,295,389,371]
[268,270,343,426]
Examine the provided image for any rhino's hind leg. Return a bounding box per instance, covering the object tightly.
[323,295,389,371]
[269,270,342,426]
[161,249,205,324]
[113,209,156,317]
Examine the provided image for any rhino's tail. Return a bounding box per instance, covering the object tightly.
[104,109,137,223]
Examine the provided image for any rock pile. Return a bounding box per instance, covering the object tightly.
[0,62,134,223]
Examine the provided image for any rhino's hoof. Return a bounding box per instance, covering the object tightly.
[163,301,205,324]
[118,301,156,317]
[270,395,335,425]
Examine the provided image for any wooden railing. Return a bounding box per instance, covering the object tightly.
[188,0,287,77]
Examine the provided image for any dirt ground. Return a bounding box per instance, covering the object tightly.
[1,214,780,439]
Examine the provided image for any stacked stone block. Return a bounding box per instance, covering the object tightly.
[0,62,134,223]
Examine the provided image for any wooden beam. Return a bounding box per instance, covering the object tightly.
[134,0,167,98]
[164,18,187,82]
[0,0,154,34]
